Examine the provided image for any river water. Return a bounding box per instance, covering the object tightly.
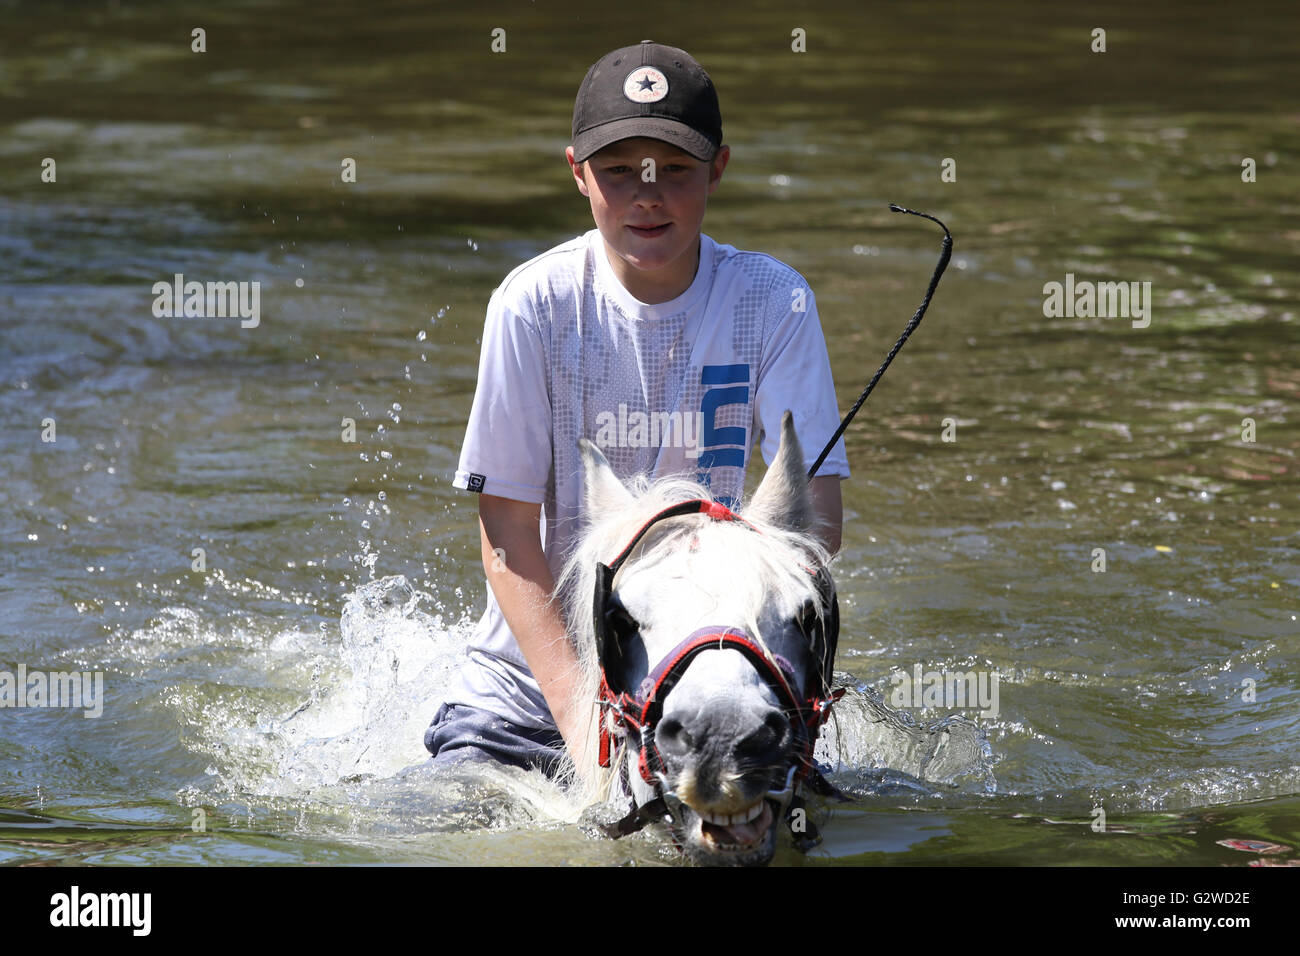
[1,0,1297,865]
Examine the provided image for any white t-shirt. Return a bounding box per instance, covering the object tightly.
[448,228,850,728]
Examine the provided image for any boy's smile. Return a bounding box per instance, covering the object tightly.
[568,138,729,305]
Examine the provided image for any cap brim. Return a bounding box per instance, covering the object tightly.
[572,117,718,163]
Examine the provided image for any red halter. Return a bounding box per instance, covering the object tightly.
[589,499,845,845]
[597,624,843,786]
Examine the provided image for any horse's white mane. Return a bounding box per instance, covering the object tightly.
[555,471,830,797]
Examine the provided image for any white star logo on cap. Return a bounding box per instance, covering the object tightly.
[623,67,669,104]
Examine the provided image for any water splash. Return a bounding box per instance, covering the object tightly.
[819,683,998,795]
[171,576,585,839]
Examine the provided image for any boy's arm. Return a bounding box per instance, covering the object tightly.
[808,475,843,556]
[477,493,594,777]
[752,273,850,554]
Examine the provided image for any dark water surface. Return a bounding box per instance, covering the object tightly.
[1,0,1298,865]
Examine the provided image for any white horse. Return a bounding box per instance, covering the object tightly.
[559,411,842,865]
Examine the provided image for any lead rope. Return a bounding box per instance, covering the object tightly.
[796,204,952,850]
[807,204,954,479]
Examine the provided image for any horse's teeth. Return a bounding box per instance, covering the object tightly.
[701,802,763,826]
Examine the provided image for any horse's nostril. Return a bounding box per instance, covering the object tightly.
[656,717,692,755]
[737,712,790,760]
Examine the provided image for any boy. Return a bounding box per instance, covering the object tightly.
[424,41,849,776]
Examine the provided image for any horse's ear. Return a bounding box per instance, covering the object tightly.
[746,411,814,533]
[579,438,634,515]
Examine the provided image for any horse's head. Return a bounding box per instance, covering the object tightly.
[564,412,840,865]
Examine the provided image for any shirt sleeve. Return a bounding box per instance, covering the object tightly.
[452,284,553,503]
[753,275,850,478]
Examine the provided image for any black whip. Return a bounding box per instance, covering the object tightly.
[807,204,953,480]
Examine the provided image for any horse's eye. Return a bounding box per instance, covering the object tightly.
[605,595,640,645]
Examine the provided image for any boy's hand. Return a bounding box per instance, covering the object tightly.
[809,475,843,556]
[477,494,596,779]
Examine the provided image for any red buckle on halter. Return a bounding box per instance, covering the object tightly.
[701,500,737,522]
[808,687,846,729]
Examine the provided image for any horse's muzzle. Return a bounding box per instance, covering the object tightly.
[653,694,797,864]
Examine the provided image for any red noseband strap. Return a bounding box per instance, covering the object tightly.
[598,625,842,787]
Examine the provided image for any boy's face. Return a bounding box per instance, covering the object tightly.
[566,137,730,302]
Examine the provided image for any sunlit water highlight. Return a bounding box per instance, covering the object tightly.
[1,0,1297,865]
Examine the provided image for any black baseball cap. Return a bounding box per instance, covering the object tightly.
[571,41,723,163]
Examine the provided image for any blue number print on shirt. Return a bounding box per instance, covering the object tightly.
[696,363,750,506]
